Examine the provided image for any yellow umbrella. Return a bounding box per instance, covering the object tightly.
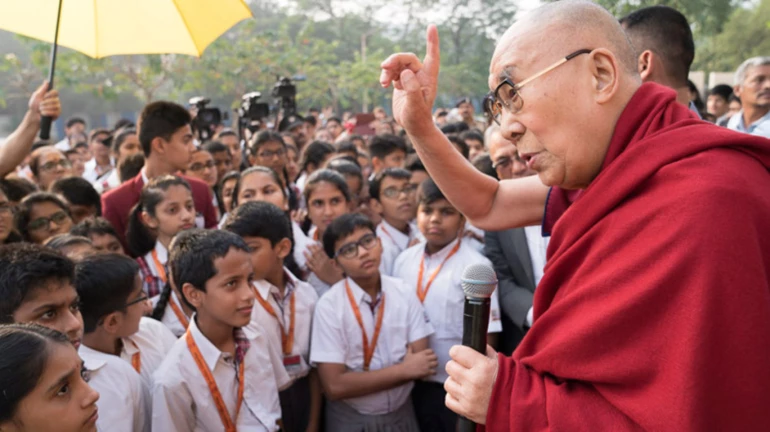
[0,0,253,137]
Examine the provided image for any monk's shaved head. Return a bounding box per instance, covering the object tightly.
[491,0,638,81]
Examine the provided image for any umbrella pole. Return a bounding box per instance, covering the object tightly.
[39,0,63,140]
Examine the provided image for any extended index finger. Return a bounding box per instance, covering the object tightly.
[423,24,441,77]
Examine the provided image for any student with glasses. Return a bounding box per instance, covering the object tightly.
[15,192,74,245]
[0,188,21,245]
[29,146,73,191]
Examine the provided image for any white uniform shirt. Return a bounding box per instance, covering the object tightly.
[377,220,421,276]
[120,317,177,388]
[143,241,167,279]
[310,275,434,415]
[79,344,150,432]
[523,225,549,286]
[152,316,290,432]
[150,291,190,338]
[83,158,114,185]
[93,169,121,194]
[251,269,318,383]
[293,220,312,271]
[393,238,502,384]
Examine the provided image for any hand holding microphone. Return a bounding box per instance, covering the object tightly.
[445,263,500,428]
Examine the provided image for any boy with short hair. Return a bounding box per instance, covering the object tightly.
[0,243,83,347]
[393,178,503,432]
[77,253,174,432]
[369,168,421,276]
[368,134,407,177]
[202,140,233,184]
[70,216,127,255]
[311,213,437,431]
[153,229,290,432]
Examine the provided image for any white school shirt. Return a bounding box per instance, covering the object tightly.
[152,316,290,432]
[79,344,150,432]
[305,231,334,298]
[83,158,115,185]
[93,169,121,194]
[150,290,190,338]
[251,269,318,383]
[120,317,178,388]
[377,220,421,276]
[393,238,502,384]
[310,276,434,415]
[142,241,167,278]
[293,220,312,271]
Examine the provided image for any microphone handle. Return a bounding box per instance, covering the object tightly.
[39,116,53,140]
[458,297,491,432]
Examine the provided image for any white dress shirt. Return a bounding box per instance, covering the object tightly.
[292,220,312,271]
[523,225,549,328]
[79,344,150,432]
[141,241,167,283]
[150,291,190,338]
[152,316,290,432]
[83,158,114,185]
[251,269,318,383]
[120,317,177,388]
[393,238,502,384]
[93,169,121,194]
[377,219,421,276]
[310,275,434,415]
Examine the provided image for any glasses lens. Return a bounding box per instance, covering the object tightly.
[29,218,48,231]
[191,164,203,171]
[52,211,69,224]
[0,203,11,214]
[404,184,418,194]
[360,234,378,250]
[339,243,358,259]
[382,187,398,199]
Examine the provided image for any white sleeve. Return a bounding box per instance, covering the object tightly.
[487,286,503,334]
[91,365,148,432]
[151,378,195,432]
[265,333,292,391]
[309,297,347,365]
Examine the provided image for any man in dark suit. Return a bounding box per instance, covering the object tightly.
[102,101,218,254]
[484,128,546,355]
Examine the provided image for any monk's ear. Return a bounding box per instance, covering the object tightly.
[588,48,620,104]
[638,50,654,81]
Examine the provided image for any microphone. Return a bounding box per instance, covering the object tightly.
[457,263,498,432]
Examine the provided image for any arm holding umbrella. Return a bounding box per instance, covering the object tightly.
[0,81,61,177]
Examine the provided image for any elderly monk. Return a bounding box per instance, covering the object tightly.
[379,1,770,431]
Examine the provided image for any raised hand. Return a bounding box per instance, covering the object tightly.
[28,81,60,124]
[380,25,440,136]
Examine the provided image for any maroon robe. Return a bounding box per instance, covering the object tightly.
[485,83,770,431]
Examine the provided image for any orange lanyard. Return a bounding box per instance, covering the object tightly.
[344,280,385,371]
[417,239,462,303]
[151,249,167,284]
[169,295,190,329]
[185,331,245,432]
[312,229,319,242]
[380,225,395,244]
[253,287,296,356]
[131,352,141,373]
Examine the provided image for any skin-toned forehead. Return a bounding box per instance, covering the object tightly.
[489,0,636,89]
[487,129,516,158]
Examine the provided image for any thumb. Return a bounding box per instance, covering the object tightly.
[35,81,51,96]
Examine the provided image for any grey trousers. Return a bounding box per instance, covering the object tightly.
[324,396,421,432]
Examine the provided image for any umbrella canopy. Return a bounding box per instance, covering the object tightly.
[0,0,253,58]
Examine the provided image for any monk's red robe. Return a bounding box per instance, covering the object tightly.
[485,83,770,431]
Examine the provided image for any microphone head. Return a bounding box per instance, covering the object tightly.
[461,263,497,299]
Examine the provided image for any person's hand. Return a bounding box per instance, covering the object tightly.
[380,25,440,136]
[28,81,60,124]
[290,208,307,225]
[444,345,498,424]
[401,347,438,379]
[304,244,343,285]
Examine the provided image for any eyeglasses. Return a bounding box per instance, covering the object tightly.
[214,159,232,168]
[334,233,379,259]
[124,294,149,308]
[0,202,14,215]
[258,148,286,159]
[189,160,216,172]
[28,211,70,232]
[484,49,592,125]
[381,184,418,199]
[40,159,72,172]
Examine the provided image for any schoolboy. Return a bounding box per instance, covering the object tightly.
[369,168,421,276]
[224,201,322,432]
[152,229,290,432]
[393,178,503,432]
[368,134,407,177]
[311,213,437,431]
[77,254,172,432]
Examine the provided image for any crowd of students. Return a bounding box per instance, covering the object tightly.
[0,97,524,432]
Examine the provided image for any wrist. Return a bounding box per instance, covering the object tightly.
[24,109,41,127]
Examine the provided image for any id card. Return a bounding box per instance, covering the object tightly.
[283,354,302,373]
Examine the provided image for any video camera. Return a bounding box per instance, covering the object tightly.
[189,97,224,142]
[237,92,271,134]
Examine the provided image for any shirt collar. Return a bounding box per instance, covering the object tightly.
[380,219,410,249]
[345,277,381,305]
[140,168,149,185]
[121,338,140,356]
[252,268,296,302]
[188,314,227,371]
[424,237,461,261]
[154,241,168,264]
[78,344,108,371]
[737,109,770,132]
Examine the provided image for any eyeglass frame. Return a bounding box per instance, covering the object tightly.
[257,148,287,159]
[485,49,593,124]
[381,183,418,199]
[27,210,71,232]
[189,160,216,172]
[40,159,73,172]
[124,294,149,308]
[334,233,380,259]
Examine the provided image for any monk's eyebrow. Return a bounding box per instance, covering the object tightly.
[497,66,517,84]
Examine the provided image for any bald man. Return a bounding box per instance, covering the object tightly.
[380,1,770,430]
[619,6,695,107]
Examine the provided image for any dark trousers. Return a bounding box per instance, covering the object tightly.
[411,380,457,432]
[279,375,311,432]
